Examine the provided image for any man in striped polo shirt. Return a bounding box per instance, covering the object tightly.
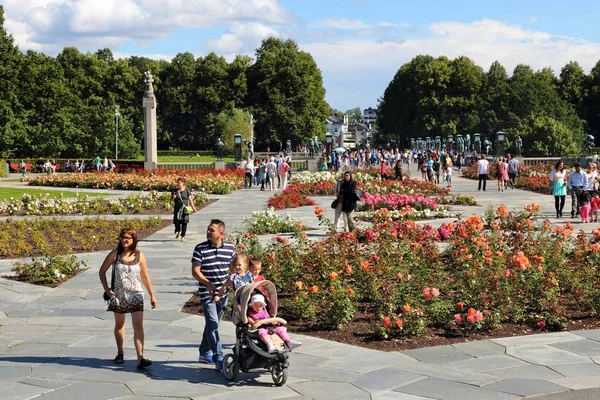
[192,219,236,370]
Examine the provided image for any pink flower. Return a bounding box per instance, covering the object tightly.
[503,269,511,278]
[454,314,463,324]
[422,287,433,300]
[431,288,440,297]
[466,314,476,324]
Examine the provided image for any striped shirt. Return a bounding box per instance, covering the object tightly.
[191,240,236,301]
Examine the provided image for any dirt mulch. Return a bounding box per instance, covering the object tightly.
[181,292,600,351]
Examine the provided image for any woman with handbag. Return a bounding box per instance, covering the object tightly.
[170,177,197,242]
[99,228,157,369]
[333,171,358,232]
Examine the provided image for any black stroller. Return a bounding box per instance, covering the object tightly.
[222,280,291,386]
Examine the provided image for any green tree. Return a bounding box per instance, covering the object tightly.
[345,107,362,121]
[559,61,586,116]
[584,60,600,139]
[0,5,25,158]
[478,61,510,136]
[247,38,328,149]
[215,108,251,153]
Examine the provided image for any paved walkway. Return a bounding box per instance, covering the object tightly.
[1,175,600,399]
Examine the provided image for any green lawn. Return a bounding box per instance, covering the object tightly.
[0,188,106,202]
[132,155,234,163]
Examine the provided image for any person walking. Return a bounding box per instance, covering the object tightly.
[507,154,520,189]
[243,158,253,189]
[497,157,509,192]
[477,154,489,191]
[99,228,157,369]
[171,177,197,242]
[568,163,588,218]
[267,157,277,191]
[278,158,290,190]
[192,219,236,371]
[550,161,568,218]
[333,171,359,232]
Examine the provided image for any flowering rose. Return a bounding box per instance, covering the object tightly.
[454,314,463,324]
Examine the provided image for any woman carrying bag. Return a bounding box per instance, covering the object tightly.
[171,177,197,242]
[333,171,359,232]
[99,228,157,369]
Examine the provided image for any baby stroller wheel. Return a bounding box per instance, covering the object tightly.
[271,362,287,386]
[222,354,239,381]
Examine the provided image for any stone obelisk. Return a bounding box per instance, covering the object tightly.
[143,71,158,171]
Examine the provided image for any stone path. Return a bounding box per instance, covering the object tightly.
[1,174,600,399]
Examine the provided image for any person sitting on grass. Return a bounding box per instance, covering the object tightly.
[246,293,302,353]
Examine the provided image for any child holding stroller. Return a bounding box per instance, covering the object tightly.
[246,293,302,353]
[213,255,254,303]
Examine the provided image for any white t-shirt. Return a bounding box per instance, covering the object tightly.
[446,167,453,177]
[477,159,489,174]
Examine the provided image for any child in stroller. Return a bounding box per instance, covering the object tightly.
[247,293,302,353]
[222,280,299,385]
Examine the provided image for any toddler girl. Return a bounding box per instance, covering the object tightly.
[580,191,592,223]
[213,255,254,303]
[249,258,265,283]
[247,294,302,353]
[591,192,600,223]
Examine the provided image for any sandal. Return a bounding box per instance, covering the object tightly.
[137,358,152,369]
[113,354,124,364]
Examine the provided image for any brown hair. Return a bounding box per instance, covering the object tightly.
[210,219,226,232]
[117,227,138,256]
[176,177,186,183]
[230,254,248,272]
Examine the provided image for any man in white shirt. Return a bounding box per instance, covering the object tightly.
[266,157,277,191]
[477,154,490,191]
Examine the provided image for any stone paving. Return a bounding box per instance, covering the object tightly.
[1,174,600,399]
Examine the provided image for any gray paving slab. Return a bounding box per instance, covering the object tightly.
[2,381,52,400]
[572,329,600,342]
[491,332,584,347]
[487,364,565,380]
[18,377,74,390]
[402,344,469,361]
[371,393,434,400]
[550,363,600,377]
[0,365,31,381]
[351,367,427,392]
[321,351,418,373]
[536,388,600,399]
[551,339,600,356]
[31,381,133,400]
[395,377,519,400]
[549,376,600,390]
[289,381,370,400]
[483,378,568,396]
[393,360,499,386]
[126,378,225,398]
[452,340,507,357]
[191,385,300,400]
[441,355,528,372]
[507,345,593,365]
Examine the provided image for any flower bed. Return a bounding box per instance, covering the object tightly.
[0,217,170,259]
[0,191,208,216]
[267,189,316,210]
[27,169,244,194]
[234,203,600,338]
[462,163,556,194]
[242,208,304,234]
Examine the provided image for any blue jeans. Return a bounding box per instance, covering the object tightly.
[199,295,228,362]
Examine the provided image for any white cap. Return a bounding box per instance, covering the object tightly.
[250,293,266,306]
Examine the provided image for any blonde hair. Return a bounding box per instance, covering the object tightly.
[230,254,248,272]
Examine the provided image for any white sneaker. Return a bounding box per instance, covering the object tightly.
[180,237,186,242]
[267,344,277,353]
[287,340,302,350]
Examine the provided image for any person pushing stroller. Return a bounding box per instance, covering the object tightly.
[247,293,302,353]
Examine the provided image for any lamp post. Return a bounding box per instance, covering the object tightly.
[496,131,506,158]
[234,134,242,162]
[114,106,120,160]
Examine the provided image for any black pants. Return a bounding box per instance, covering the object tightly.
[478,174,488,191]
[244,173,252,188]
[571,187,583,216]
[554,195,565,215]
[174,221,188,237]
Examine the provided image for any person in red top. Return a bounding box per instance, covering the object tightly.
[249,258,267,295]
[278,158,290,190]
[380,160,388,180]
[591,192,600,223]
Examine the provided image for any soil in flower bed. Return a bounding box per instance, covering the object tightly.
[181,293,600,351]
[4,267,91,288]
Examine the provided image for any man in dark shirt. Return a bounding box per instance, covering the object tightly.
[191,219,236,370]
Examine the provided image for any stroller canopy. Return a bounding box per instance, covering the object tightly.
[232,280,278,326]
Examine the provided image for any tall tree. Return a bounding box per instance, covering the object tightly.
[344,107,362,121]
[478,61,510,136]
[559,61,586,116]
[247,38,328,149]
[0,5,24,158]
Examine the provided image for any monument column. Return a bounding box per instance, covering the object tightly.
[143,71,158,171]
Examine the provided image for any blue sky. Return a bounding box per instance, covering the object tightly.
[4,0,600,111]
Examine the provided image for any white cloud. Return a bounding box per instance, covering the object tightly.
[3,0,294,53]
[309,18,370,30]
[207,22,279,54]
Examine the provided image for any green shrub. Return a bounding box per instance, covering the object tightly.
[12,254,87,285]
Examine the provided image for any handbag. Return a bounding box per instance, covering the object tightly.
[102,254,117,301]
[177,190,193,216]
[331,199,338,209]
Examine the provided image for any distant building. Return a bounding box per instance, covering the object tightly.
[363,107,378,125]
[326,114,348,147]
[327,113,373,149]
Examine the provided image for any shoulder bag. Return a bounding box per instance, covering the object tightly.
[103,252,118,301]
[177,190,193,215]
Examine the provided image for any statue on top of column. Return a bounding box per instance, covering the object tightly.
[144,71,154,96]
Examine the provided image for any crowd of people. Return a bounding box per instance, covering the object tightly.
[551,161,600,222]
[242,155,291,191]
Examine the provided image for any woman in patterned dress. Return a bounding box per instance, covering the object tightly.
[99,228,157,369]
